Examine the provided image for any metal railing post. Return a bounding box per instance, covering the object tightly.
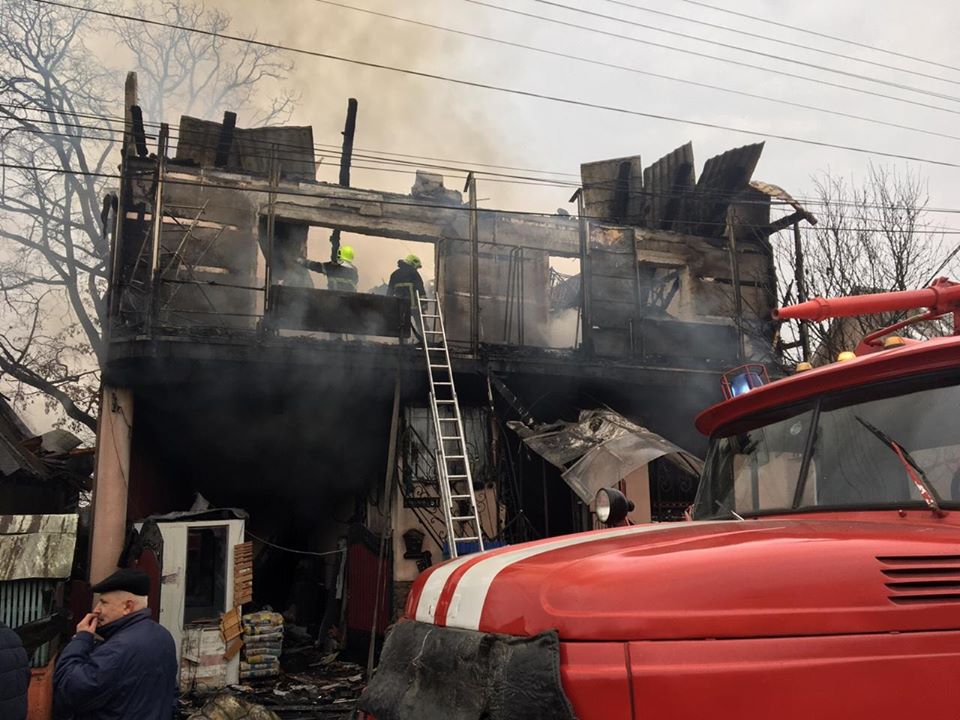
[146,123,168,334]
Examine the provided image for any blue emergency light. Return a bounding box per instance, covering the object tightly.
[721,364,770,400]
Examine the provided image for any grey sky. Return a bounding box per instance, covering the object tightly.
[189,0,960,226]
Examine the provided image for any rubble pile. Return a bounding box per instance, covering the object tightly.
[179,650,364,718]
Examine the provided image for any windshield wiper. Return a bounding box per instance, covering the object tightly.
[715,500,745,521]
[855,416,944,517]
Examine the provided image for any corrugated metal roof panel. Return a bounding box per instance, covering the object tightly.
[680,142,765,238]
[580,155,644,223]
[642,142,695,231]
[0,514,78,580]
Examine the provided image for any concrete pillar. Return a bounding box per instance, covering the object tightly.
[89,386,134,584]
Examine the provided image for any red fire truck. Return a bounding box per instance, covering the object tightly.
[360,279,960,720]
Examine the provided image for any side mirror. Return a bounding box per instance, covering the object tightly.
[595,487,635,526]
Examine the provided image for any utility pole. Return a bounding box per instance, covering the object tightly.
[793,221,811,362]
[726,214,746,362]
[465,172,479,355]
[264,145,279,313]
[571,188,593,355]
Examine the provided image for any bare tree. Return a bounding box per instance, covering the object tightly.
[776,164,955,364]
[0,0,294,433]
[115,0,298,125]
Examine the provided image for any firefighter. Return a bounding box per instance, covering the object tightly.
[297,245,359,292]
[388,254,426,307]
[389,254,427,343]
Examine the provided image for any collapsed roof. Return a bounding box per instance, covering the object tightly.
[580,141,813,238]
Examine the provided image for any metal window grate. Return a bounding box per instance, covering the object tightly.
[0,580,56,667]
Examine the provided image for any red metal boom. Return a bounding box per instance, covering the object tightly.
[773,277,960,323]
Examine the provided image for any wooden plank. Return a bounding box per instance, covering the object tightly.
[220,608,243,643]
[234,542,254,607]
[224,636,244,662]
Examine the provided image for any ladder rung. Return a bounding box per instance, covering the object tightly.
[445,455,466,459]
[429,364,449,369]
[450,493,472,499]
[436,400,457,404]
[451,514,478,520]
[433,381,453,386]
[454,536,480,543]
[447,474,469,479]
[440,436,462,441]
[424,330,443,334]
[421,313,440,318]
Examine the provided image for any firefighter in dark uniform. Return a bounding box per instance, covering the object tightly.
[389,254,427,342]
[388,254,426,306]
[298,245,358,292]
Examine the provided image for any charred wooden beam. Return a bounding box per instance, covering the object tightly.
[129,105,148,158]
[214,111,237,168]
[339,98,358,187]
[760,210,807,238]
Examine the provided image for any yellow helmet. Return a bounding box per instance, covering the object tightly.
[338,245,355,262]
[404,254,422,269]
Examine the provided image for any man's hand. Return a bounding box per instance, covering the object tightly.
[295,256,308,267]
[76,613,99,635]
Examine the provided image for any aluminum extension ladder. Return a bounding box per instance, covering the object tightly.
[415,294,485,558]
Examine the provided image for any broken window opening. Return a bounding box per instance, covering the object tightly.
[637,262,682,316]
[545,256,581,349]
[184,525,228,623]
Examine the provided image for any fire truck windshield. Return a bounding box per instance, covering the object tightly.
[694,375,960,518]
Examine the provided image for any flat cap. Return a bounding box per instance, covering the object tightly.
[90,568,150,596]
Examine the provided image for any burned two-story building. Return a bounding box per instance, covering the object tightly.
[88,72,810,672]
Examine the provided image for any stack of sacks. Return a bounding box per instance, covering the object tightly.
[240,611,284,680]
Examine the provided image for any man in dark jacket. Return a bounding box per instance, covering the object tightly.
[0,620,30,720]
[54,569,177,720]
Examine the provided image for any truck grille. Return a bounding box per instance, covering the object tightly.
[877,555,960,605]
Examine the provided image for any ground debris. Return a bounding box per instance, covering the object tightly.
[186,695,281,720]
[179,659,365,719]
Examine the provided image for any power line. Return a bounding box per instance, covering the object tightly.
[0,116,947,220]
[13,104,950,228]
[0,100,581,181]
[9,159,960,235]
[0,104,581,186]
[674,0,960,76]
[7,101,960,221]
[534,0,960,105]
[463,0,960,119]
[5,104,958,221]
[596,0,960,89]
[0,115,582,192]
[307,0,960,144]
[8,109,960,221]
[28,1,960,171]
